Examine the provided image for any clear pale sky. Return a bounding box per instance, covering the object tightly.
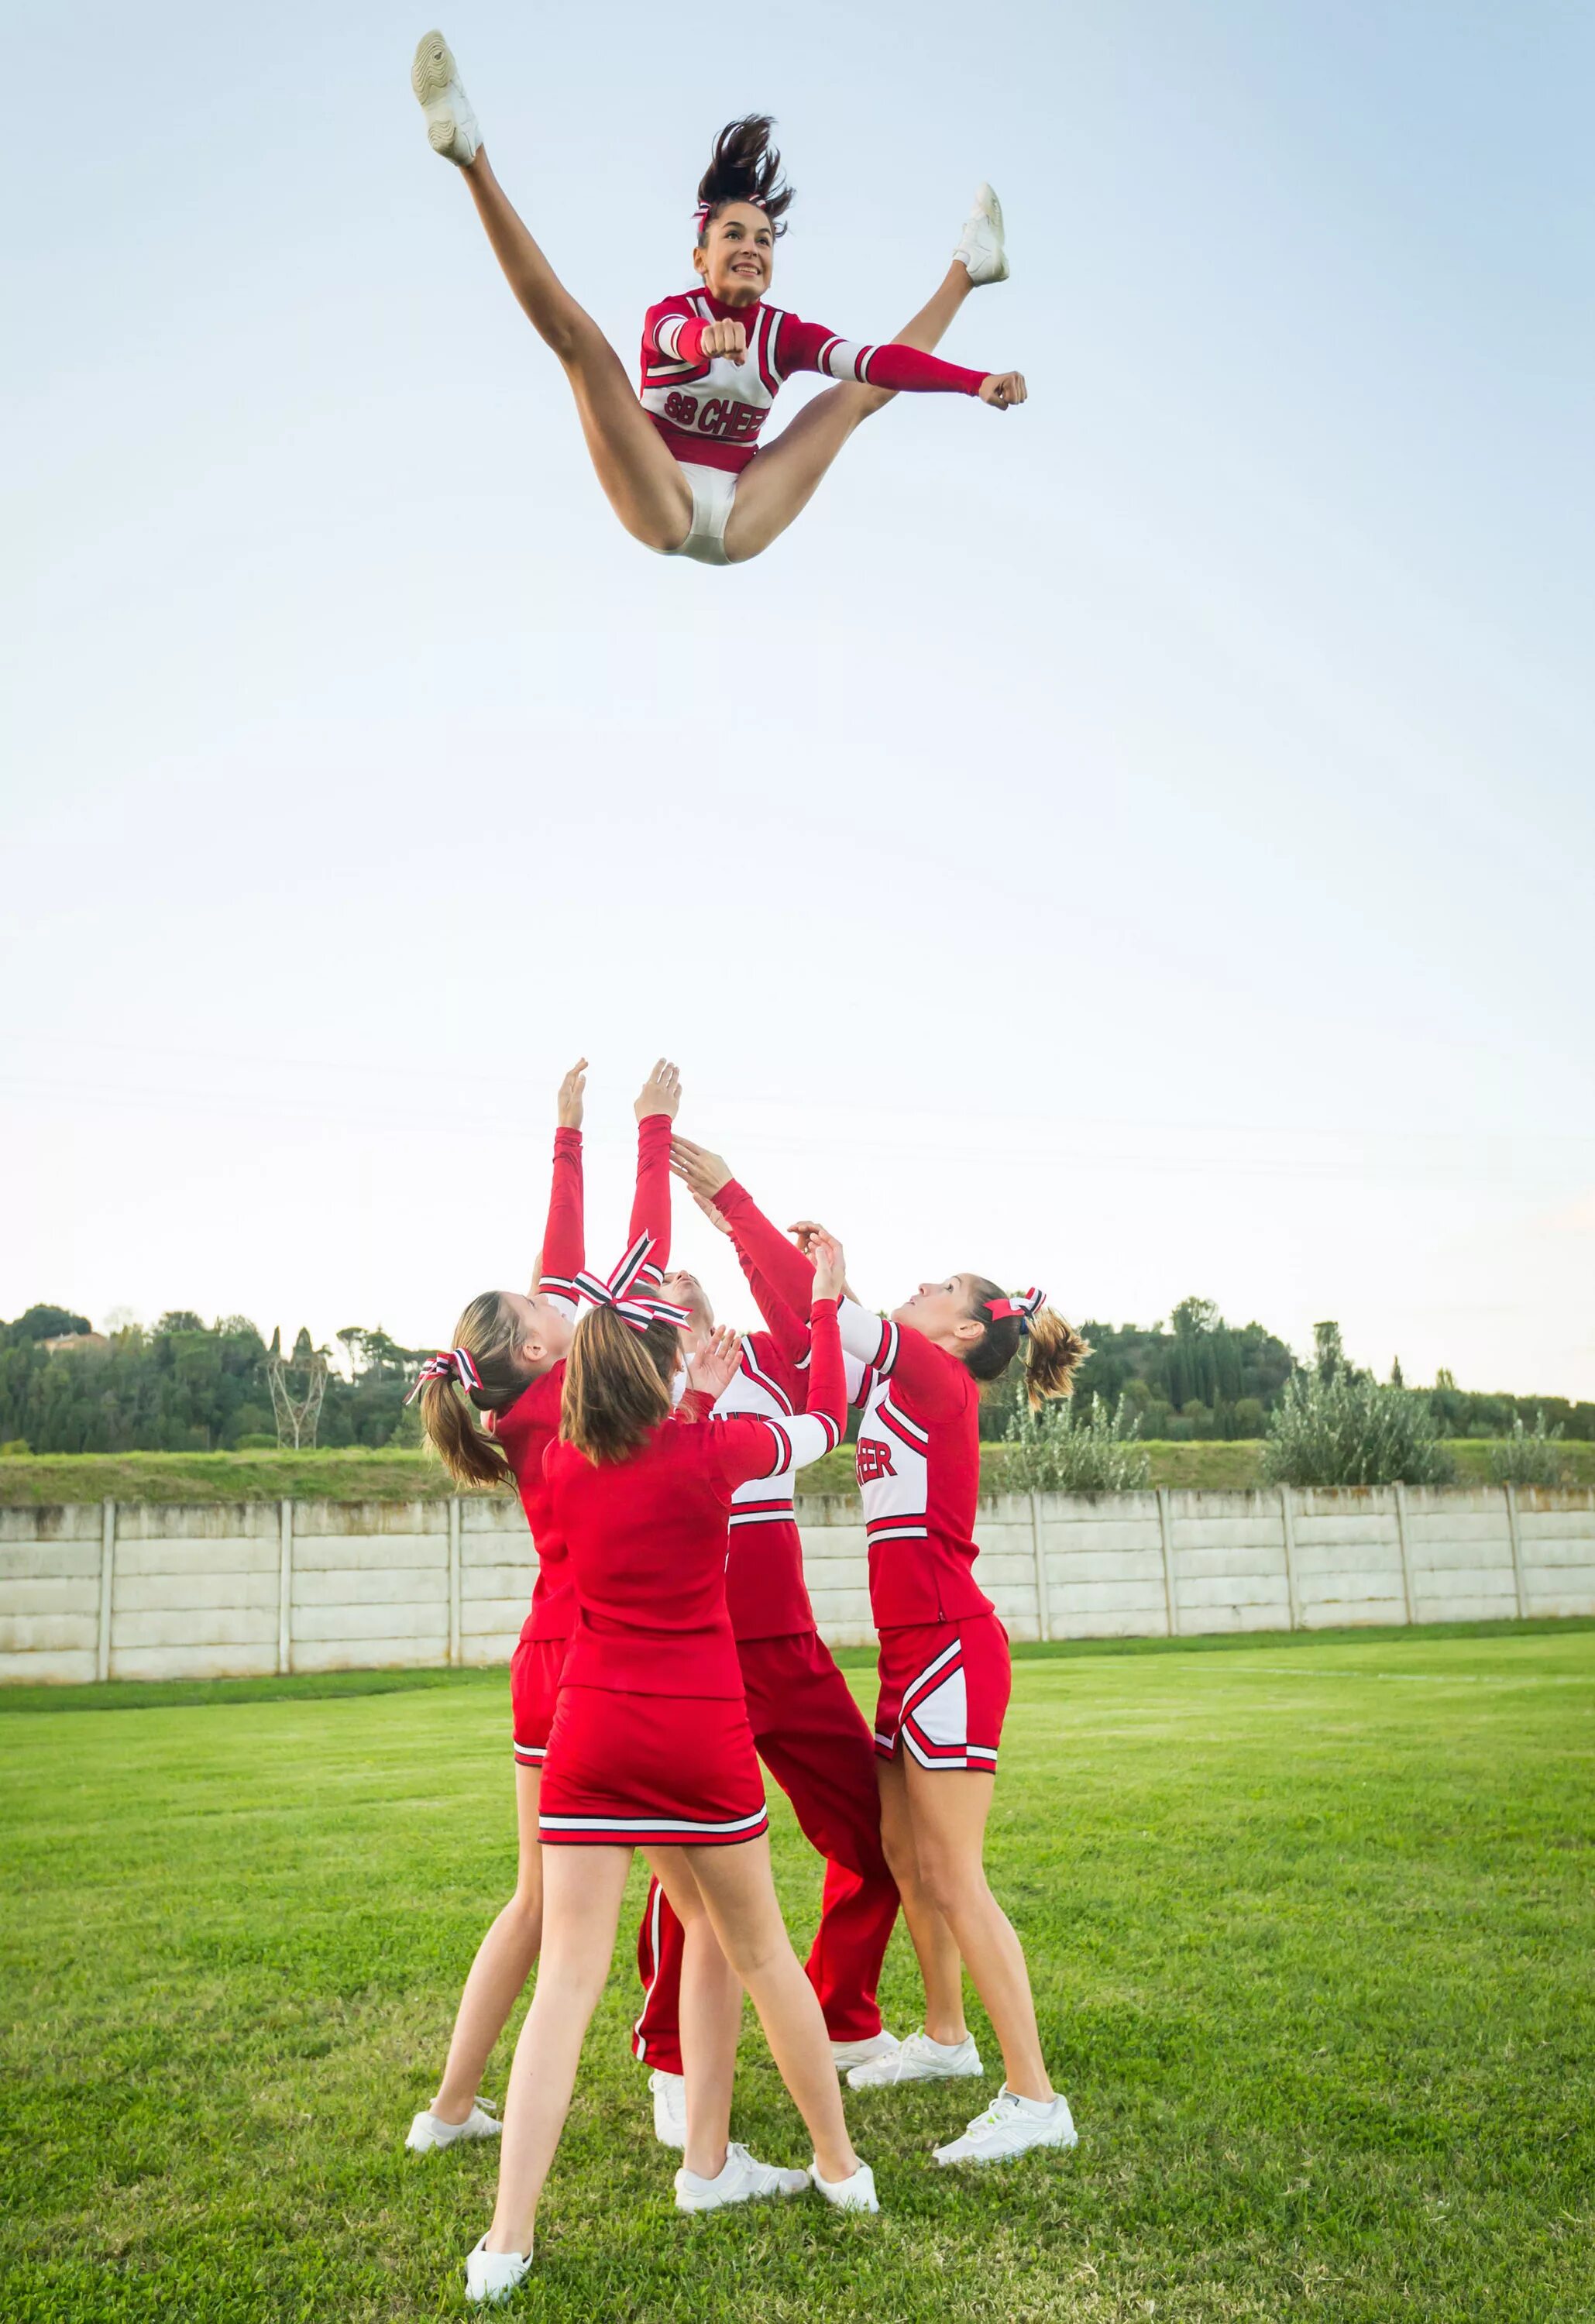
[5,2,1593,1396]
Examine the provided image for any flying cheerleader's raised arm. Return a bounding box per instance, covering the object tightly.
[411,33,1023,569]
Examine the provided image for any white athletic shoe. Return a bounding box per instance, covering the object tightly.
[405,2097,501,2152]
[932,2086,1078,2167]
[809,2157,880,2212]
[675,2141,811,2212]
[846,2030,983,2089]
[465,2234,531,2305]
[649,2068,687,2150]
[954,182,1009,286]
[830,2030,902,2074]
[411,29,480,167]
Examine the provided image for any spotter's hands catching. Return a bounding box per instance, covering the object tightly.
[687,1325,743,1402]
[557,1057,588,1129]
[637,1059,682,1123]
[809,1233,847,1304]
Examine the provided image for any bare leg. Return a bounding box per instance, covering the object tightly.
[681,1836,859,2183]
[902,1762,1052,2101]
[485,1844,632,2257]
[457,150,693,552]
[724,260,978,563]
[644,1848,742,2181]
[875,1755,968,2046]
[431,1763,544,2123]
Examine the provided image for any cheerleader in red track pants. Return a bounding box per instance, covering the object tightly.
[404,1059,680,2157]
[673,1136,1089,2171]
[631,1184,903,2143]
[464,1233,876,2305]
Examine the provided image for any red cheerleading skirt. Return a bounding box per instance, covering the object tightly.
[538,1684,769,1848]
[873,1613,1011,1774]
[510,1631,567,1769]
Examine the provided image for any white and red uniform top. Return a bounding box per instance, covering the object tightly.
[491,1114,673,1645]
[641,292,988,476]
[714,1179,992,1631]
[545,1298,847,1699]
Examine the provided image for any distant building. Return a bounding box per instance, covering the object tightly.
[40,1332,111,1356]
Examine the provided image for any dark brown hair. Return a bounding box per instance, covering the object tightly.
[696,115,793,241]
[417,1291,532,1490]
[560,1306,680,1464]
[961,1277,1091,1408]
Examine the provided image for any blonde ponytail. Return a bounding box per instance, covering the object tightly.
[962,1277,1091,1408]
[416,1290,528,1489]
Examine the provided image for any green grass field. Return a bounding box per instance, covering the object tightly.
[5,1439,1592,1504]
[4,1625,1592,2322]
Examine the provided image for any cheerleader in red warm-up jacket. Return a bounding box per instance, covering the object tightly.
[411,31,1022,568]
[402,1060,681,2160]
[462,1232,876,2307]
[631,1185,904,2150]
[672,1136,1088,2174]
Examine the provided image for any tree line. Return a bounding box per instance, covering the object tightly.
[2,1297,1590,1456]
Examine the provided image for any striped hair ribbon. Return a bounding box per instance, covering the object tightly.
[694,194,768,232]
[986,1287,1046,1332]
[574,1232,694,1337]
[404,1346,483,1404]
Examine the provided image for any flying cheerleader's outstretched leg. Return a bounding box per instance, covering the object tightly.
[411,33,694,552]
[720,188,1012,563]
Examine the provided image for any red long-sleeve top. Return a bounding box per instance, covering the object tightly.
[639,292,988,475]
[713,1179,990,1629]
[493,1114,673,1642]
[546,1298,845,1697]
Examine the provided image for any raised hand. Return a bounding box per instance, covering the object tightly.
[692,1187,734,1237]
[789,1219,856,1303]
[809,1232,847,1304]
[701,318,748,364]
[557,1057,588,1129]
[978,371,1026,410]
[636,1058,682,1123]
[671,1136,732,1199]
[687,1325,743,1403]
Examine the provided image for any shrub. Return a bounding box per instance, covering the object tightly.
[233,1434,278,1452]
[1005,1394,1152,1494]
[0,1439,30,1457]
[1487,1412,1568,1487]
[1260,1371,1456,1489]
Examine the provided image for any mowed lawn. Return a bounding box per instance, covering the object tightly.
[2,1627,1592,2324]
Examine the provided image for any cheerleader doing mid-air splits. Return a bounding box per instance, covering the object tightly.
[410,31,1025,566]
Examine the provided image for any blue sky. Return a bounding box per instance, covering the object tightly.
[4,1,1593,1394]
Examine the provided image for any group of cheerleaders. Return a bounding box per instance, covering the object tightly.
[409,31,1026,566]
[408,1062,1087,2304]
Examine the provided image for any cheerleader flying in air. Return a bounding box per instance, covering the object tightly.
[410,32,1024,566]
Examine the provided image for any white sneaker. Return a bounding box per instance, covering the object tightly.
[405,2097,501,2151]
[933,2085,1078,2167]
[830,2030,901,2073]
[675,2140,811,2212]
[809,2157,880,2212]
[847,2030,983,2089]
[954,182,1009,286]
[649,2068,687,2150]
[411,30,480,167]
[465,2234,531,2305]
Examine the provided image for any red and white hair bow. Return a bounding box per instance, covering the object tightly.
[694,194,767,233]
[405,1346,483,1404]
[986,1287,1046,1330]
[575,1232,694,1336]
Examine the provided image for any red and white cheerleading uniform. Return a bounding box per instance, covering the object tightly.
[537,1298,847,1847]
[713,1179,1012,1775]
[495,1113,673,1769]
[640,291,988,566]
[631,1213,899,2064]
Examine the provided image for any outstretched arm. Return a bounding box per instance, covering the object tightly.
[629,1058,682,1275]
[707,1237,848,1490]
[775,315,1026,409]
[673,1140,817,1317]
[535,1058,587,1311]
[688,1185,812,1371]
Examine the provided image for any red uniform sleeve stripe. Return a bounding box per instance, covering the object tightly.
[762,1419,794,1476]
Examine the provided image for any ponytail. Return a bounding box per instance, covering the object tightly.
[415,1290,530,1489]
[696,115,794,240]
[961,1277,1091,1408]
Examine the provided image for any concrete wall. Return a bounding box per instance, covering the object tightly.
[2,1486,1592,1684]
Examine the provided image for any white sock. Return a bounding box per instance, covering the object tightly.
[1011,2092,1057,2116]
